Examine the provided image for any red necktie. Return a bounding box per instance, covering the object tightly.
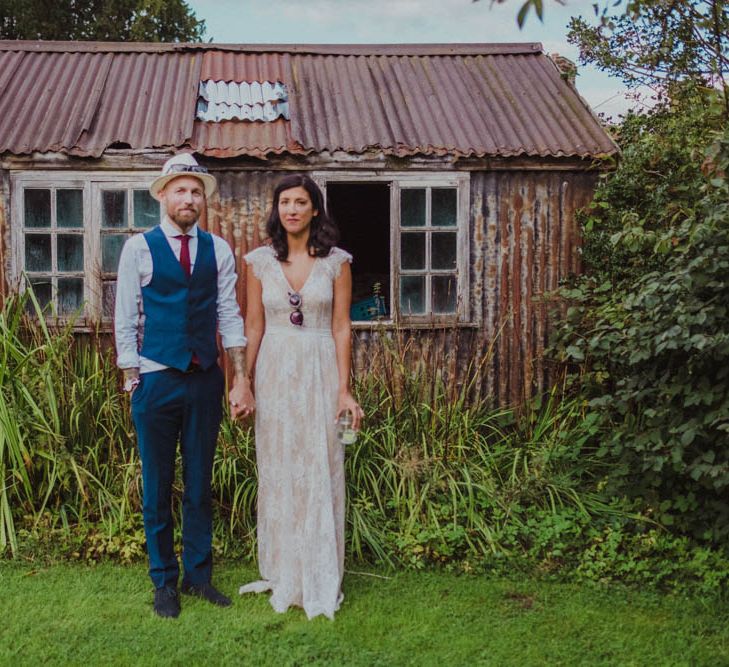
[175,234,191,277]
[174,234,198,366]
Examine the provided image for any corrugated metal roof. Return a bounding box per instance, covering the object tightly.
[0,51,111,154]
[200,50,290,81]
[73,51,201,156]
[0,48,200,157]
[196,80,289,122]
[0,41,617,160]
[288,52,614,158]
[190,118,302,158]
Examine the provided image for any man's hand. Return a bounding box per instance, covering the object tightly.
[123,367,141,394]
[225,346,254,418]
[229,378,255,419]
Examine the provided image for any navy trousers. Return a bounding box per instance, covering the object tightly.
[131,365,224,589]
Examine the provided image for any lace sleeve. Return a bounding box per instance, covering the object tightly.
[243,246,272,280]
[325,247,353,280]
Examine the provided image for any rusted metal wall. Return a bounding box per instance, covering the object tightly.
[0,170,8,308]
[204,170,278,314]
[201,168,597,406]
[469,170,597,405]
[0,162,597,405]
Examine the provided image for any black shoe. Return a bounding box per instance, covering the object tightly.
[181,581,232,607]
[153,585,180,618]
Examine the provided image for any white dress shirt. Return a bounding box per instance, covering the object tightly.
[114,217,246,373]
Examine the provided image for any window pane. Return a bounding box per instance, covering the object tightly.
[401,189,425,227]
[401,232,425,270]
[57,189,83,228]
[102,190,127,228]
[431,232,457,270]
[25,234,52,271]
[134,190,159,228]
[102,233,129,272]
[432,275,457,313]
[432,188,457,227]
[102,280,116,319]
[400,276,425,315]
[24,189,51,228]
[58,277,84,315]
[27,278,52,312]
[58,234,84,272]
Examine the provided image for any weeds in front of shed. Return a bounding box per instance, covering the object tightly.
[344,325,618,571]
[0,289,140,557]
[4,291,727,595]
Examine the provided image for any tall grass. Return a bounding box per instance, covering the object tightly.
[1,292,619,570]
[0,290,141,555]
[344,328,614,568]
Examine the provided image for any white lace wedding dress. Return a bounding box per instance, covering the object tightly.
[239,245,351,620]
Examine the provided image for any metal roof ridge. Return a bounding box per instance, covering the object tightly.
[0,40,543,56]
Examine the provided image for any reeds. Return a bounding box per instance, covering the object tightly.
[1,292,616,568]
[343,327,612,567]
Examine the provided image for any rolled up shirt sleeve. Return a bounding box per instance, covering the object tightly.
[215,238,247,349]
[114,237,142,369]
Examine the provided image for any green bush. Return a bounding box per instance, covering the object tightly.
[553,103,729,542]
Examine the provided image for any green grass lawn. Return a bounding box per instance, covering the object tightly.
[1,561,727,666]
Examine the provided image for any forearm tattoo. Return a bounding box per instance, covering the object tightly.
[227,346,247,378]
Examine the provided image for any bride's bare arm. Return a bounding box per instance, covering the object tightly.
[331,262,363,429]
[244,261,265,380]
[229,262,263,419]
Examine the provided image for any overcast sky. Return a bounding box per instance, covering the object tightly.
[186,0,644,120]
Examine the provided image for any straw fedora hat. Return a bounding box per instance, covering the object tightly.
[149,153,217,201]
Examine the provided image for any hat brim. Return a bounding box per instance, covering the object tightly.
[150,172,217,201]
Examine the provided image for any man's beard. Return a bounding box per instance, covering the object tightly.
[169,207,199,229]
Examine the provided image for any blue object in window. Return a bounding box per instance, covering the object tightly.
[350,295,387,321]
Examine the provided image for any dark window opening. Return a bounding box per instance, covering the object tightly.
[327,182,390,321]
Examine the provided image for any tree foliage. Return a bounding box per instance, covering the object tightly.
[0,0,206,42]
[555,118,729,541]
[568,1,728,115]
[475,0,566,28]
[580,88,724,284]
[553,3,729,543]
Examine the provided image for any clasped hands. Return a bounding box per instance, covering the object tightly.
[229,378,255,419]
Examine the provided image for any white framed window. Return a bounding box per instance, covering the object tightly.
[94,182,160,318]
[10,172,159,322]
[19,184,87,317]
[314,172,470,324]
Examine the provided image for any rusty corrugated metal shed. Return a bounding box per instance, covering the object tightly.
[203,168,600,405]
[73,51,201,156]
[0,48,200,157]
[287,51,615,158]
[0,50,111,154]
[0,41,617,160]
[190,119,303,158]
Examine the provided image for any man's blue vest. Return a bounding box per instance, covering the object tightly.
[140,225,219,371]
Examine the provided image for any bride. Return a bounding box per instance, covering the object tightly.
[236,174,363,619]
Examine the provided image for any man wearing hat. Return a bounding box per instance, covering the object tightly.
[114,153,254,618]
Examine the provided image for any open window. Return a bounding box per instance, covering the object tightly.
[327,182,391,321]
[317,173,470,325]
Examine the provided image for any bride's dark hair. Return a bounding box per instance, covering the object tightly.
[266,174,339,261]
